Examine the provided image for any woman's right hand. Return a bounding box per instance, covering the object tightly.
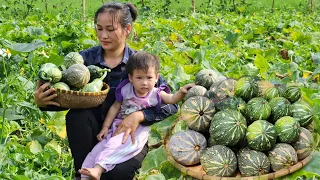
[34,80,60,107]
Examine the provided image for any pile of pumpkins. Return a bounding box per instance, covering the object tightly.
[168,68,316,177]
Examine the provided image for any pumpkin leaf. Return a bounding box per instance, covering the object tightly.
[140,145,168,175]
[26,140,42,154]
[10,40,46,52]
[254,54,269,79]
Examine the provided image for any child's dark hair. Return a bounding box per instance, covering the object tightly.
[94,2,137,29]
[126,51,160,75]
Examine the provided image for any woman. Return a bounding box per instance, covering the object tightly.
[34,2,178,180]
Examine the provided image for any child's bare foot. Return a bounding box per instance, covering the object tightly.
[79,165,104,180]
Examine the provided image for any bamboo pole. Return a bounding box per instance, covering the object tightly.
[271,0,275,13]
[192,0,195,13]
[45,0,48,13]
[82,0,86,21]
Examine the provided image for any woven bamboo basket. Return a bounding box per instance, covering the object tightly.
[53,83,110,109]
[165,141,314,180]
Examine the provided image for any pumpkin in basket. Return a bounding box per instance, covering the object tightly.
[168,130,207,166]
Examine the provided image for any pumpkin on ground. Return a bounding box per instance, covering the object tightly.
[168,130,207,166]
[268,143,298,171]
[275,116,300,143]
[284,86,301,103]
[257,80,274,96]
[180,96,216,132]
[185,85,207,99]
[195,69,226,89]
[214,96,247,115]
[200,145,237,177]
[246,97,271,123]
[208,78,237,103]
[234,77,259,102]
[238,148,270,176]
[291,100,314,127]
[292,127,314,160]
[269,97,291,123]
[263,87,280,101]
[210,109,247,146]
[246,120,277,151]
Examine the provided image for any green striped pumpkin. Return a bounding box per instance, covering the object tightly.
[284,86,301,103]
[64,52,84,68]
[246,97,271,122]
[275,84,287,97]
[200,145,237,177]
[62,64,90,88]
[209,78,237,103]
[168,130,207,166]
[235,77,259,102]
[268,143,298,171]
[257,80,274,96]
[181,96,216,132]
[238,148,270,176]
[185,85,207,99]
[195,69,226,89]
[292,127,314,160]
[246,120,277,151]
[215,97,247,115]
[291,100,314,127]
[210,109,247,146]
[269,97,291,123]
[306,118,317,133]
[263,87,280,101]
[275,116,300,143]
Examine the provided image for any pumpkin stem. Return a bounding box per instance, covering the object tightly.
[194,145,200,151]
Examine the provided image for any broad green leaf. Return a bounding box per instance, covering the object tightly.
[45,140,62,155]
[151,114,178,136]
[0,108,24,121]
[16,101,38,111]
[31,129,51,146]
[46,111,68,139]
[242,63,259,77]
[160,161,182,179]
[171,120,188,134]
[145,173,166,180]
[170,21,185,31]
[11,40,46,52]
[26,140,42,154]
[254,54,269,79]
[148,128,162,148]
[224,31,239,45]
[140,145,168,175]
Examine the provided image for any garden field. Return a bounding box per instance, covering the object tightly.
[0,0,320,179]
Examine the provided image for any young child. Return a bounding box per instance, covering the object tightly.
[78,51,194,180]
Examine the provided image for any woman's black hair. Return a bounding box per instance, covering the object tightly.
[94,2,138,29]
[126,51,160,76]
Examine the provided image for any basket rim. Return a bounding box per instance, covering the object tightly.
[55,83,110,96]
[165,141,315,180]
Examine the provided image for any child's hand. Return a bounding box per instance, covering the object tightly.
[180,83,195,94]
[97,127,109,141]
